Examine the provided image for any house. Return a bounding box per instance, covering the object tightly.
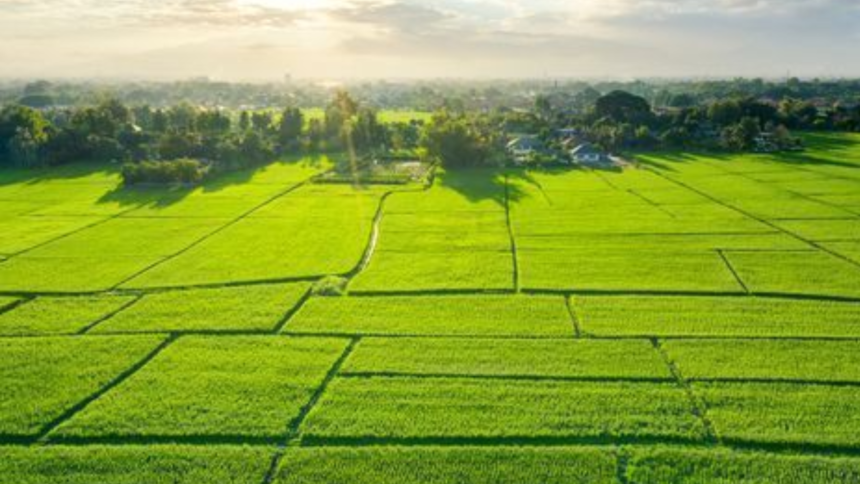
[570,143,612,167]
[554,128,580,139]
[752,133,779,153]
[506,136,545,163]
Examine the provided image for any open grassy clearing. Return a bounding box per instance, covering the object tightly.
[303,376,706,442]
[94,283,309,333]
[0,335,166,439]
[575,295,860,338]
[287,295,572,337]
[343,338,671,379]
[0,445,272,484]
[274,446,617,484]
[696,381,860,448]
[663,339,860,382]
[0,294,135,335]
[627,446,860,483]
[52,336,348,441]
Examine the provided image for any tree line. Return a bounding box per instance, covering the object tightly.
[0,91,423,183]
[2,83,859,178]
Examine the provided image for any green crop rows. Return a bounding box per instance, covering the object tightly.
[3,137,860,480]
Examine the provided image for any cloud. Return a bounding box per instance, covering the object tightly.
[140,0,306,27]
[331,1,455,28]
[0,0,858,79]
[0,0,306,28]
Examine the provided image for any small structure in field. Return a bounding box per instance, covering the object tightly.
[507,136,546,164]
[570,143,613,168]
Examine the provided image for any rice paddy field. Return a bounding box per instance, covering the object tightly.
[3,133,860,482]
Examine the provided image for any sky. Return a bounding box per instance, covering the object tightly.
[0,0,858,81]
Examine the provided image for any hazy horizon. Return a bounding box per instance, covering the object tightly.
[1,0,858,81]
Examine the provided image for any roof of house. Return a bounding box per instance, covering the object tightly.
[570,143,605,157]
[507,136,544,151]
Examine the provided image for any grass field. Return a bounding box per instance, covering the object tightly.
[3,134,860,480]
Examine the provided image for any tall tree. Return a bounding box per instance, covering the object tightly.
[277,107,304,148]
[594,91,652,124]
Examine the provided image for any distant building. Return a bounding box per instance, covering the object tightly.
[554,128,580,139]
[752,133,779,153]
[507,136,546,163]
[570,143,612,167]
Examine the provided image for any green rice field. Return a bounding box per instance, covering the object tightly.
[3,134,860,481]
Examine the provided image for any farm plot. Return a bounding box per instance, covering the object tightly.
[0,335,166,439]
[342,338,670,379]
[519,248,742,293]
[511,171,771,293]
[286,295,573,337]
[121,160,324,219]
[734,196,853,220]
[0,218,230,292]
[724,250,860,298]
[663,339,860,382]
[25,217,228,258]
[814,193,860,212]
[0,215,106,254]
[627,446,860,484]
[696,382,860,448]
[0,256,165,293]
[122,185,387,288]
[517,232,805,252]
[274,446,617,484]
[0,171,127,218]
[0,296,20,312]
[575,295,860,338]
[350,173,513,292]
[302,376,706,443]
[824,241,860,264]
[0,445,272,484]
[349,250,513,292]
[774,218,860,242]
[0,294,135,335]
[51,336,348,441]
[777,178,860,198]
[94,283,309,334]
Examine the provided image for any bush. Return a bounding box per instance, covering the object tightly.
[311,276,348,297]
[121,158,206,186]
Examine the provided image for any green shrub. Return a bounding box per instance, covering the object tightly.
[312,276,348,296]
[121,158,206,186]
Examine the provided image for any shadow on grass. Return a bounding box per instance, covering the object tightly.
[435,164,620,208]
[0,154,332,212]
[433,168,543,207]
[634,132,860,173]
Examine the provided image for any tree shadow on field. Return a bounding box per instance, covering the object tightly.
[0,154,330,212]
[95,154,330,211]
[633,133,860,174]
[434,167,544,208]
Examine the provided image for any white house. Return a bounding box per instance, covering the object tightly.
[570,143,612,167]
[506,136,545,163]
